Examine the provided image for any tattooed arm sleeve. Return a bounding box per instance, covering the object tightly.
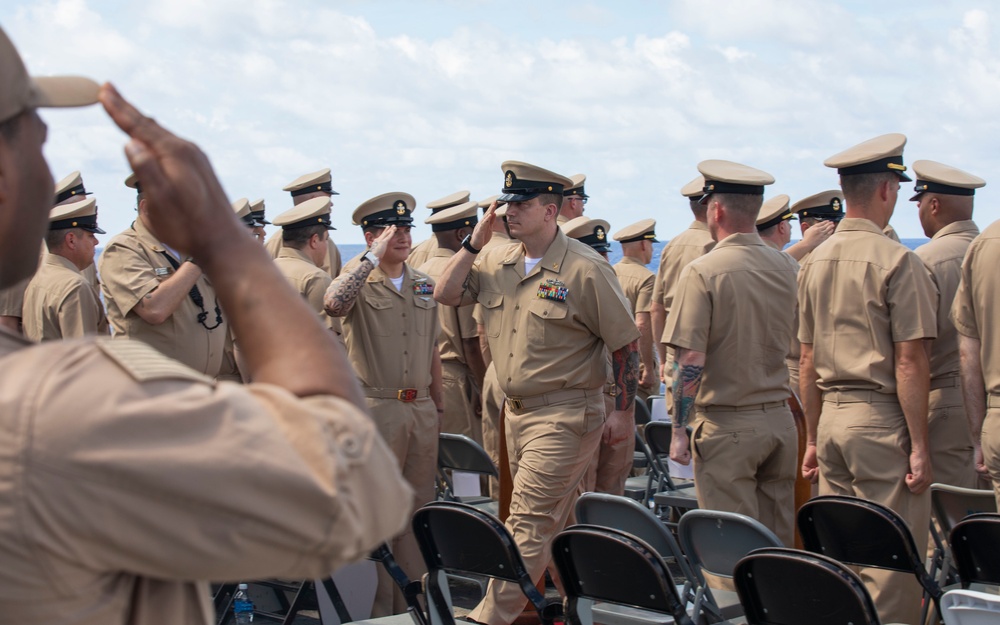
[323,258,376,317]
[671,347,706,428]
[611,339,640,411]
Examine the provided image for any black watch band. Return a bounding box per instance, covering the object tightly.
[462,235,481,255]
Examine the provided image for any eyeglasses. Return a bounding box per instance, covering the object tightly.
[569,195,588,205]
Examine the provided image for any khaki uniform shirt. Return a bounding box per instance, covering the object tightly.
[266,234,342,278]
[953,218,1000,394]
[420,248,477,364]
[652,220,716,315]
[407,236,439,272]
[341,264,438,390]
[613,256,655,316]
[461,230,639,397]
[665,232,799,406]
[472,231,515,324]
[22,254,109,341]
[99,220,227,377]
[0,329,412,625]
[799,218,937,393]
[0,276,29,318]
[274,247,334,318]
[915,220,979,380]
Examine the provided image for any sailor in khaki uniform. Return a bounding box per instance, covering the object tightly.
[799,134,937,625]
[665,161,799,546]
[99,173,228,377]
[0,170,100,334]
[792,189,842,259]
[473,198,514,495]
[265,168,343,278]
[23,197,109,341]
[613,219,659,403]
[565,216,638,496]
[324,192,443,617]
[651,175,716,401]
[557,173,588,224]
[0,30,411,625]
[910,160,984,489]
[271,197,336,318]
[435,161,640,625]
[248,197,269,242]
[408,190,472,269]
[419,201,487,443]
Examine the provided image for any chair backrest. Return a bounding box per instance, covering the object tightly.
[412,501,551,625]
[734,547,880,625]
[949,512,1000,588]
[643,421,678,490]
[552,525,694,625]
[437,433,498,477]
[941,589,1000,625]
[677,509,783,580]
[575,492,699,585]
[931,483,997,537]
[634,396,652,426]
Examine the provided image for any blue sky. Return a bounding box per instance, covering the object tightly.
[5,0,1000,244]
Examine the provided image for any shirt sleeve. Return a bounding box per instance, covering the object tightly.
[98,239,162,315]
[19,340,413,582]
[651,246,668,307]
[581,261,641,353]
[634,272,654,314]
[951,240,980,339]
[887,250,938,342]
[797,259,815,344]
[56,281,101,339]
[304,272,334,319]
[663,264,711,353]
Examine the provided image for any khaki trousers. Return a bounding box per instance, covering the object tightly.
[817,397,931,625]
[367,396,439,617]
[467,393,605,625]
[981,408,1000,507]
[691,405,797,547]
[441,360,481,445]
[480,362,504,497]
[583,394,634,495]
[928,385,978,489]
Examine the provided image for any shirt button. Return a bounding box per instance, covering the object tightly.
[515,305,520,310]
[509,353,513,357]
[403,332,407,336]
[512,329,517,333]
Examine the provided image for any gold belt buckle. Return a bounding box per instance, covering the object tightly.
[397,389,418,402]
[508,398,524,411]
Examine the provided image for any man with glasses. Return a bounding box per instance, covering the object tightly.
[558,173,588,223]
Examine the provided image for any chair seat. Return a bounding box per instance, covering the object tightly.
[652,489,698,511]
[623,475,650,501]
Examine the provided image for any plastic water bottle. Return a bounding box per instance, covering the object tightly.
[233,583,254,624]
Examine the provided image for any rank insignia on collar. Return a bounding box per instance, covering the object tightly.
[413,280,434,295]
[537,279,568,302]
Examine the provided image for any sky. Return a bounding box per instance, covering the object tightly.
[5,0,1000,245]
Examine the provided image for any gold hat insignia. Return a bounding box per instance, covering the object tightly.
[596,227,606,240]
[832,198,842,211]
[505,171,514,188]
[394,200,407,215]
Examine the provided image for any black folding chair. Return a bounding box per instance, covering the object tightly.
[797,494,943,624]
[552,525,694,625]
[644,422,697,522]
[928,483,997,586]
[412,501,559,625]
[436,433,498,514]
[735,547,881,625]
[949,512,1000,589]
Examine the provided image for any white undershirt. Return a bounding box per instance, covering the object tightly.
[524,256,542,274]
[389,275,404,291]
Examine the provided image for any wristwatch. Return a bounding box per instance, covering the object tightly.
[362,249,380,267]
[462,235,481,255]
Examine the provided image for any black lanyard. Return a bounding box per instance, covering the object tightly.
[159,252,223,331]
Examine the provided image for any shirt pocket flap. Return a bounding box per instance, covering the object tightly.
[529,299,568,320]
[413,297,436,309]
[365,297,394,311]
[481,292,503,309]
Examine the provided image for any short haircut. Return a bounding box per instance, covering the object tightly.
[758,223,780,239]
[716,193,762,224]
[44,228,75,252]
[689,197,707,218]
[841,172,897,205]
[282,225,327,248]
[537,192,563,216]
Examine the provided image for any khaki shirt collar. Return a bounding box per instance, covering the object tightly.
[689,220,710,232]
[133,218,168,254]
[277,246,314,265]
[367,263,419,297]
[430,247,453,259]
[712,231,765,250]
[618,256,644,266]
[44,252,82,274]
[932,219,980,241]
[835,217,885,235]
[503,228,569,279]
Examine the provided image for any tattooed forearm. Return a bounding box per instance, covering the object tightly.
[671,358,704,428]
[612,339,640,411]
[323,258,376,317]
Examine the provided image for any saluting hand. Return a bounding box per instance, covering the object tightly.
[369,225,397,260]
[469,201,499,250]
[99,83,239,259]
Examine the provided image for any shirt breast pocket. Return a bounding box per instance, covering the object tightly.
[481,291,504,338]
[364,296,394,336]
[412,296,437,336]
[527,299,568,344]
